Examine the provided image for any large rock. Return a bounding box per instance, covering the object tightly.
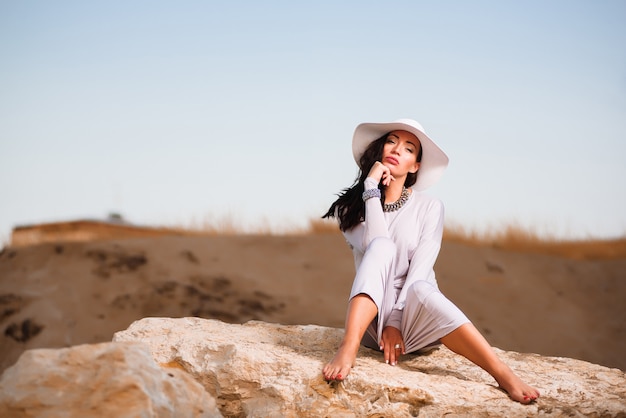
[0,341,221,417]
[112,317,626,417]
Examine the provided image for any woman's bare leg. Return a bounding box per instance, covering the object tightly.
[322,294,378,381]
[440,323,540,404]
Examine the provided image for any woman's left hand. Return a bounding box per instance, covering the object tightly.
[380,326,405,366]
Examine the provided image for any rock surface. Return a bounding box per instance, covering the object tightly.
[1,317,624,417]
[0,341,222,417]
[109,317,626,417]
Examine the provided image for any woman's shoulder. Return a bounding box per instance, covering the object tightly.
[409,190,444,209]
[406,192,445,225]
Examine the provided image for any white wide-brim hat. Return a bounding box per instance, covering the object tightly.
[352,118,449,191]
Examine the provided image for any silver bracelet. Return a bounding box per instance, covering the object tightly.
[362,188,381,201]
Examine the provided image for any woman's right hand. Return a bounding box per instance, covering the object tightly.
[367,161,395,187]
[380,325,405,366]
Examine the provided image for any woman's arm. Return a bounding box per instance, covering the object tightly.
[343,161,394,252]
[362,177,389,247]
[341,178,388,256]
[361,161,396,247]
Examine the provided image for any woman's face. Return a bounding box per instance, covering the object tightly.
[381,130,421,177]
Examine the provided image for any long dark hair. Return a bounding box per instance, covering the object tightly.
[322,133,422,231]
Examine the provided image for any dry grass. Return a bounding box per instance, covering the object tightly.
[12,215,621,261]
[307,218,342,234]
[307,219,626,260]
[443,222,626,260]
[172,213,306,236]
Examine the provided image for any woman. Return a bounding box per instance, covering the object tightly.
[321,118,539,404]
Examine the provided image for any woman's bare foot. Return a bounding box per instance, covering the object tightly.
[322,338,360,381]
[494,364,540,404]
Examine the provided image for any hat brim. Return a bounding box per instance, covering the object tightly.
[352,119,449,191]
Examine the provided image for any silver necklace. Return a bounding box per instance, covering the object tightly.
[383,187,410,212]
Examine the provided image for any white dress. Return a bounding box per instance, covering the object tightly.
[343,178,470,353]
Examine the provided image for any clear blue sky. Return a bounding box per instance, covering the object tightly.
[1,0,625,243]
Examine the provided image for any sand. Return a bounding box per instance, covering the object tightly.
[1,233,624,374]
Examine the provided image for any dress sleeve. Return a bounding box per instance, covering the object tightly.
[342,177,390,254]
[385,309,403,330]
[362,177,389,247]
[393,198,445,311]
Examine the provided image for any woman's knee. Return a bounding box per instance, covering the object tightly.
[409,280,438,302]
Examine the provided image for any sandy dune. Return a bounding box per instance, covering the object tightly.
[1,233,624,374]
